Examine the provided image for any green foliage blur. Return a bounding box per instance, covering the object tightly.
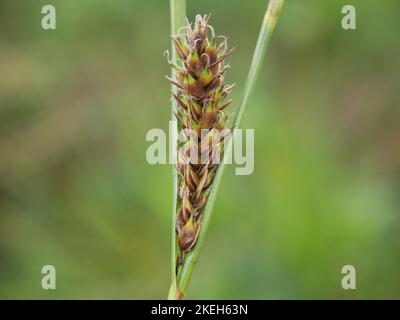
[0,0,399,299]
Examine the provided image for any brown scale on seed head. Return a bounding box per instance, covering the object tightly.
[166,14,234,271]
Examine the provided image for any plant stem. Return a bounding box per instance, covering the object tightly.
[168,0,186,300]
[234,0,285,129]
[174,0,285,297]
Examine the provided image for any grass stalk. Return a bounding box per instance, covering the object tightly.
[167,0,187,300]
[174,0,285,297]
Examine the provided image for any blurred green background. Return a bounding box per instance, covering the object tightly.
[0,0,399,299]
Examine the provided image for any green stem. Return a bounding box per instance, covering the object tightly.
[234,0,285,129]
[175,0,285,298]
[168,0,186,300]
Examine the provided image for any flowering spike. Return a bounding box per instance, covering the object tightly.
[166,15,234,273]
